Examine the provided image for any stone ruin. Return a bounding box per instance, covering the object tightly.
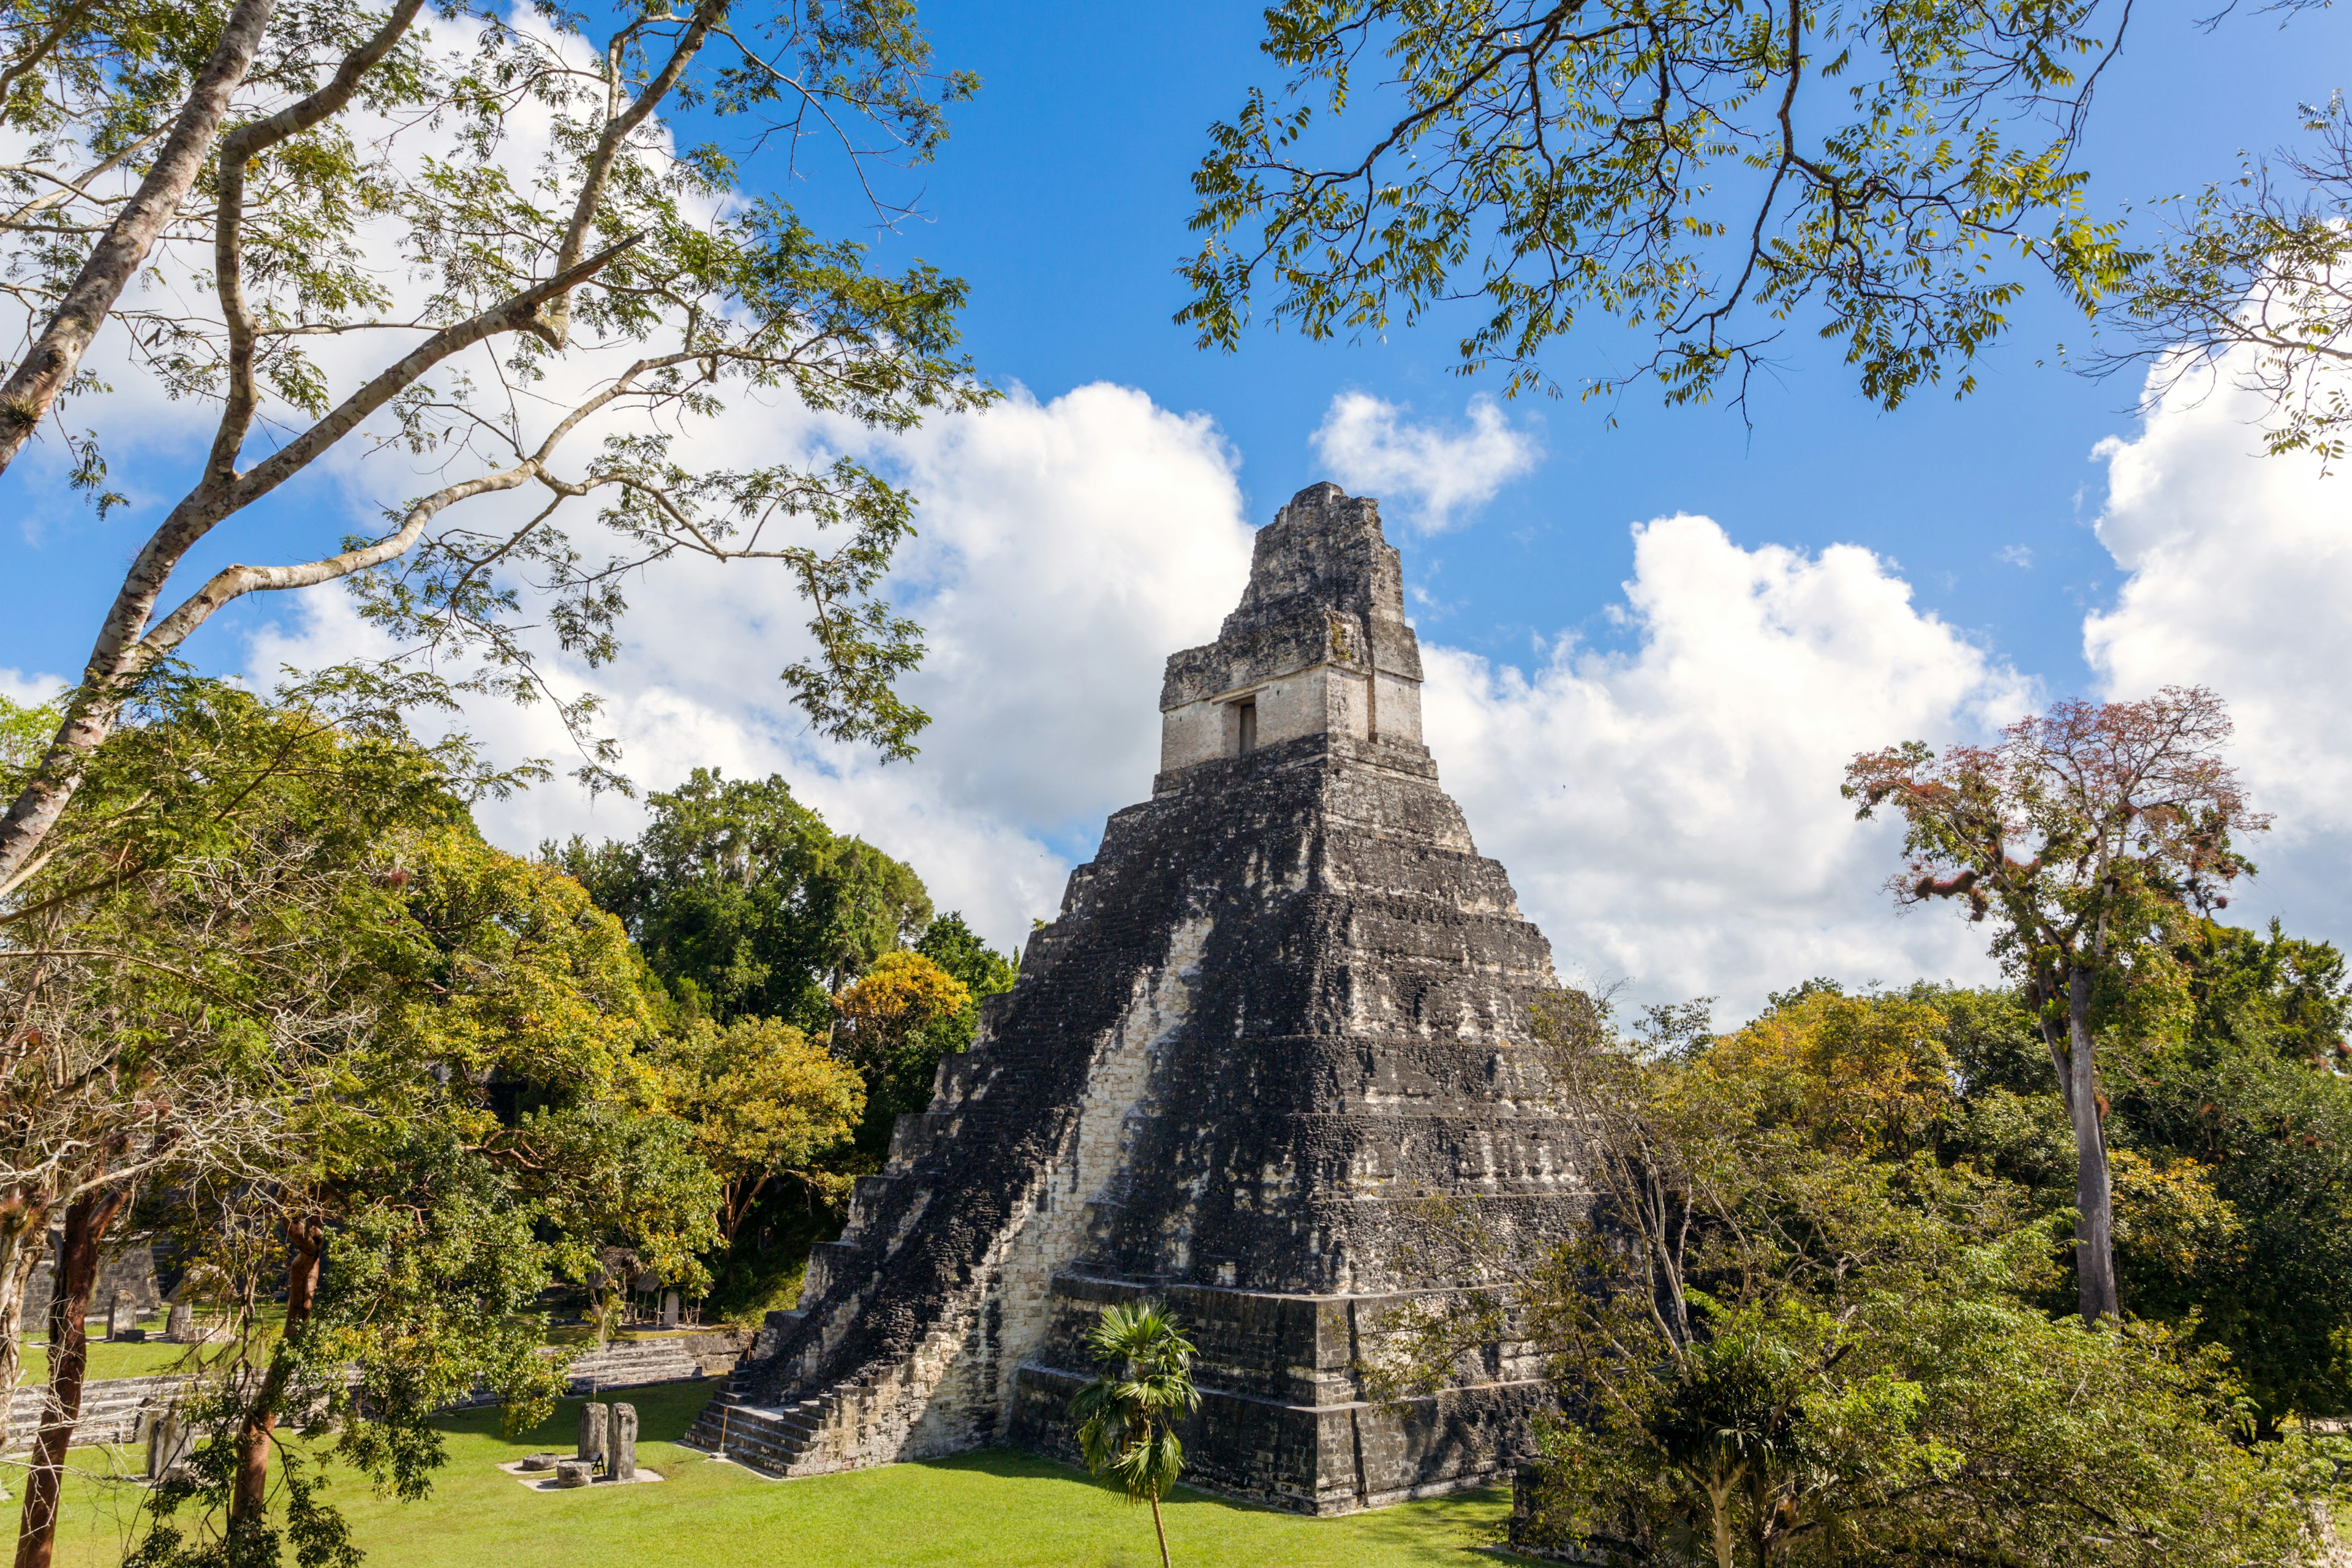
[527,1401,641,1487]
[687,483,1587,1512]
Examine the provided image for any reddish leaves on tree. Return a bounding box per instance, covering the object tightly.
[1844,685,2269,928]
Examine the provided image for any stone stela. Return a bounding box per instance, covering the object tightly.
[685,483,1588,1513]
[538,1401,639,1487]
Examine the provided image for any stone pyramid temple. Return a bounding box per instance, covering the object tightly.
[685,483,1586,1512]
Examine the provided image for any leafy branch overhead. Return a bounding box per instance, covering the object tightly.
[0,0,993,892]
[1180,0,2149,410]
[2086,93,2352,467]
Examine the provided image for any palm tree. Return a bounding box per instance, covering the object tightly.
[1069,1302,1200,1568]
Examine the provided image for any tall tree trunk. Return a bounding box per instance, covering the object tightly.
[0,0,277,477]
[2066,967,2119,1322]
[12,1182,132,1568]
[0,1200,53,1496]
[1149,1488,1171,1568]
[230,1214,324,1523]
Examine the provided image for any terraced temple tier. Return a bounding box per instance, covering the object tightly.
[685,483,1588,1513]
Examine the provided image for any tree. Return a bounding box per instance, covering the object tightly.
[0,0,993,892]
[1,673,490,1494]
[1071,1303,1200,1568]
[658,1015,865,1242]
[1430,988,2326,1568]
[119,824,722,1567]
[831,949,970,1147]
[2,680,715,1566]
[552,767,932,1027]
[914,911,1019,1001]
[2089,94,2352,466]
[1943,927,2352,1421]
[1180,0,2145,413]
[1844,688,2267,1322]
[12,1180,137,1568]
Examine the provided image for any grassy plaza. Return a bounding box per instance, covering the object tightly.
[32,1381,1536,1568]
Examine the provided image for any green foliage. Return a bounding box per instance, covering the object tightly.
[657,1014,865,1239]
[1520,1290,2325,1568]
[1433,988,2328,1568]
[551,767,930,1028]
[129,1431,361,1568]
[2087,94,2352,466]
[2101,923,2352,1418]
[2,680,720,1564]
[1930,923,2352,1420]
[914,910,1019,1000]
[1182,0,2142,410]
[0,0,993,826]
[0,688,62,772]
[869,910,1019,1148]
[831,949,971,1149]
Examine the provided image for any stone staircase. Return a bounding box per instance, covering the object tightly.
[680,1333,971,1477]
[2,1372,195,1457]
[560,1336,707,1392]
[679,1139,998,1479]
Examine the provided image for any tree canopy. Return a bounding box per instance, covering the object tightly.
[1440,986,2333,1568]
[1181,0,2141,411]
[0,680,718,1568]
[551,767,932,1028]
[0,0,992,895]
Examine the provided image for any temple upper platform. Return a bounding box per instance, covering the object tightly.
[1157,483,1427,775]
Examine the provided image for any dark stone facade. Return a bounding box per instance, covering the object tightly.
[687,483,1585,1512]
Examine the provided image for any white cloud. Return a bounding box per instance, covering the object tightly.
[250,382,1256,957]
[1997,544,2034,567]
[1423,515,2034,1020]
[2084,356,2352,940]
[233,376,2044,1019]
[1309,393,1539,531]
[0,668,67,706]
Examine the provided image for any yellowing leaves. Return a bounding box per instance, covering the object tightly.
[382,827,662,1102]
[656,1016,864,1239]
[833,949,970,1035]
[2110,1148,2245,1284]
[1697,990,1957,1158]
[831,949,970,1076]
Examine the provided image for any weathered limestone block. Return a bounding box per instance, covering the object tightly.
[610,1404,637,1481]
[106,1291,135,1340]
[146,1408,194,1480]
[165,1302,193,1343]
[576,1401,607,1467]
[554,1459,594,1488]
[695,483,1588,1512]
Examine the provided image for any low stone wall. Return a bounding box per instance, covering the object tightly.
[2,1373,197,1457]
[2,1327,759,1454]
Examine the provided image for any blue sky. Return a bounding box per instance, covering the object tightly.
[5,1,2349,1014]
[7,0,2342,689]
[850,0,2347,687]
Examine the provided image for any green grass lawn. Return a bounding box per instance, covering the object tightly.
[18,1332,236,1385]
[32,1381,1539,1568]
